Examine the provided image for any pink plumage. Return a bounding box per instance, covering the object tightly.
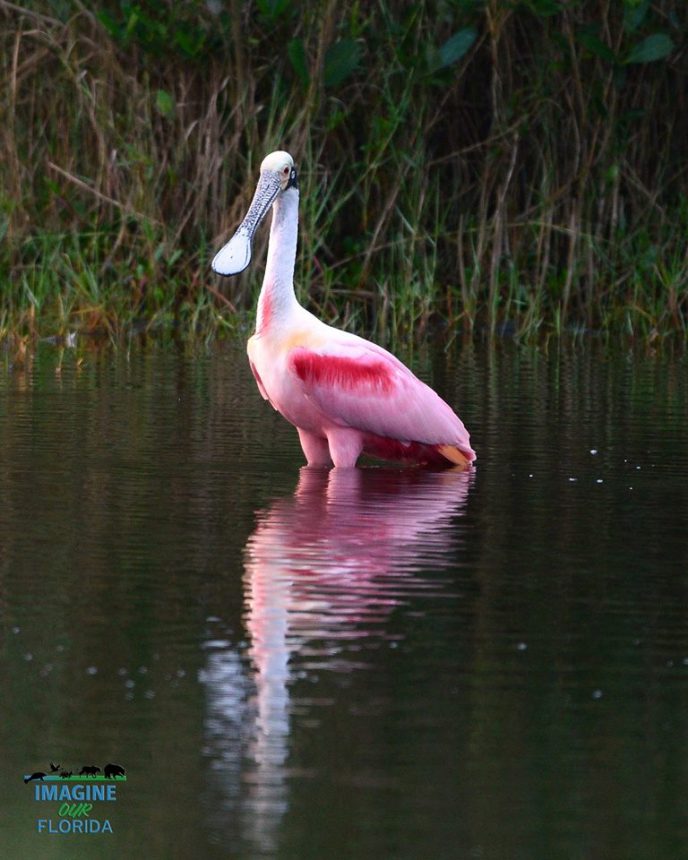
[212,151,475,469]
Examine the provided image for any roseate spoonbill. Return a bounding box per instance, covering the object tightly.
[212,151,475,468]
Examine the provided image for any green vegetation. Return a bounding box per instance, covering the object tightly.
[1,0,686,345]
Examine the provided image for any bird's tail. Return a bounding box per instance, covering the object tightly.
[437,445,472,469]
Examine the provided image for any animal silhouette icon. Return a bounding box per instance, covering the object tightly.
[78,766,101,777]
[24,772,46,784]
[103,763,126,779]
[49,762,61,772]
[60,770,73,778]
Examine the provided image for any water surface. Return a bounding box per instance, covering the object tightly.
[1,340,687,859]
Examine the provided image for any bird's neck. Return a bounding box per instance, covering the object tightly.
[257,188,299,334]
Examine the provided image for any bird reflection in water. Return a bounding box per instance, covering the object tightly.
[203,466,473,853]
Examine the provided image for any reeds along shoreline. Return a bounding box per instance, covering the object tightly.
[1,0,686,343]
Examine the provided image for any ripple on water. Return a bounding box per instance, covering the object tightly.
[2,342,688,859]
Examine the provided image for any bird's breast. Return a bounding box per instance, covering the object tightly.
[247,330,330,432]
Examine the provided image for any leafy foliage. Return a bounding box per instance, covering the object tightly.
[1,0,687,341]
[625,33,674,64]
[323,39,362,88]
[433,27,477,71]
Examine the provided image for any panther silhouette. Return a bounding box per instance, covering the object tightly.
[79,766,101,777]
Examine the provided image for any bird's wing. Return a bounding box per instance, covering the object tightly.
[286,333,475,459]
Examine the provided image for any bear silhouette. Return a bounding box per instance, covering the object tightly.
[79,766,100,777]
[24,772,46,784]
[104,763,126,779]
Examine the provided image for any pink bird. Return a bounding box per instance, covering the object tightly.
[212,151,475,469]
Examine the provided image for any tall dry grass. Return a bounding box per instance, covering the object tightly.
[1,0,686,342]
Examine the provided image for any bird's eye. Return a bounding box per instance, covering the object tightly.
[282,166,290,175]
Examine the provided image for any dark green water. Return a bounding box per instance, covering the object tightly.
[1,340,687,859]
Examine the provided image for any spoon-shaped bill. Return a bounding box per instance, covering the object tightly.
[211,231,253,277]
[212,171,282,276]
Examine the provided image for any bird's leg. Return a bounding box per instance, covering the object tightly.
[297,428,332,467]
[326,428,363,468]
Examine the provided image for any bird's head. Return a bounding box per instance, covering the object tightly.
[260,150,298,192]
[212,150,298,277]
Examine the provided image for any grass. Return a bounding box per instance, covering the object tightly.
[1,0,687,346]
